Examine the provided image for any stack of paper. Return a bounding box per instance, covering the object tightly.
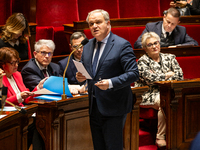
[34,76,73,101]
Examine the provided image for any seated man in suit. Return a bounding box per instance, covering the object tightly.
[134,7,198,49]
[58,32,86,85]
[21,39,60,91]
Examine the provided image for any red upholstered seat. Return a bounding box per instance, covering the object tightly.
[0,0,11,25]
[36,26,54,41]
[182,25,200,45]
[119,0,161,18]
[177,56,200,79]
[140,108,158,119]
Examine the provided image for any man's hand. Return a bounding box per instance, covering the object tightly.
[176,1,187,8]
[95,79,109,90]
[37,77,48,89]
[76,72,87,82]
[170,1,177,7]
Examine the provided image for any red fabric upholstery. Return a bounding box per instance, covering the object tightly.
[182,24,200,45]
[36,0,79,26]
[78,0,120,21]
[27,38,32,59]
[0,0,12,25]
[53,27,70,55]
[119,0,161,18]
[140,108,158,119]
[177,56,200,79]
[36,26,54,41]
[160,0,172,16]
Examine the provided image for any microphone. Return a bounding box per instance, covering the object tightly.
[62,38,89,99]
[0,86,7,109]
[0,86,27,114]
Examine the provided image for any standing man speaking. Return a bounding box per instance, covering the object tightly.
[76,9,139,150]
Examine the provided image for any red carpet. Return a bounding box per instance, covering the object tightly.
[139,119,158,150]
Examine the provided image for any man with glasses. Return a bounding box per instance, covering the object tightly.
[21,39,60,91]
[58,32,86,85]
[134,7,198,49]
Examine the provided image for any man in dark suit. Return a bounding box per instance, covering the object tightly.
[134,7,198,49]
[21,39,60,91]
[76,9,139,150]
[58,32,86,85]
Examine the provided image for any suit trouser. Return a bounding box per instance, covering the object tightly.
[90,98,127,150]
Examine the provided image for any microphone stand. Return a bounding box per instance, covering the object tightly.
[62,38,89,100]
[62,48,78,99]
[0,99,27,115]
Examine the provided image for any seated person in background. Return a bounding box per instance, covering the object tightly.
[0,47,46,106]
[21,39,85,94]
[134,32,183,147]
[58,32,86,85]
[134,7,198,49]
[170,0,200,15]
[0,13,30,60]
[21,39,60,91]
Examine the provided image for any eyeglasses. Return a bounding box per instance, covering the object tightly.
[72,45,83,50]
[146,41,160,48]
[8,60,20,66]
[38,51,53,57]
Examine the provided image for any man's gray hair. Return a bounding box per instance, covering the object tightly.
[34,39,55,52]
[86,9,110,23]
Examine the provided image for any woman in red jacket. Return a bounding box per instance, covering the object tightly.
[0,47,46,106]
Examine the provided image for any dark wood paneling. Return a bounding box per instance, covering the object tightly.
[155,78,200,150]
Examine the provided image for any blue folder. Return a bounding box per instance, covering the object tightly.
[35,76,73,101]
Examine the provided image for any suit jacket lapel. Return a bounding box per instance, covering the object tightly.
[156,21,162,36]
[96,32,114,75]
[85,38,96,77]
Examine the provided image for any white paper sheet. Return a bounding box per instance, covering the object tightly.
[73,60,92,79]
[34,88,59,95]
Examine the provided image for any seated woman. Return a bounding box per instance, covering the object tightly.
[0,47,46,150]
[0,13,30,60]
[134,32,184,147]
[0,47,46,106]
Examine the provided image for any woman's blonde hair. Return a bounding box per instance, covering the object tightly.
[1,13,30,44]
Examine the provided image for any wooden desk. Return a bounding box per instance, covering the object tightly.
[134,46,200,59]
[0,104,38,150]
[30,86,148,150]
[155,78,200,150]
[63,15,200,33]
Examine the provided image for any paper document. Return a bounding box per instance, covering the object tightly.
[73,60,92,79]
[34,76,73,100]
[34,88,59,95]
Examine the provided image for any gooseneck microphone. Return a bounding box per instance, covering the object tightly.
[0,86,27,114]
[62,38,89,99]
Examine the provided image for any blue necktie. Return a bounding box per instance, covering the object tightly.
[92,42,102,76]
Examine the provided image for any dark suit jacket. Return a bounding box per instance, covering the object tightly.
[82,32,139,116]
[0,39,29,60]
[58,55,80,85]
[21,58,60,91]
[134,21,199,49]
[188,0,200,15]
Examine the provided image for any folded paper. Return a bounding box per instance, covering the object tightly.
[35,76,73,101]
